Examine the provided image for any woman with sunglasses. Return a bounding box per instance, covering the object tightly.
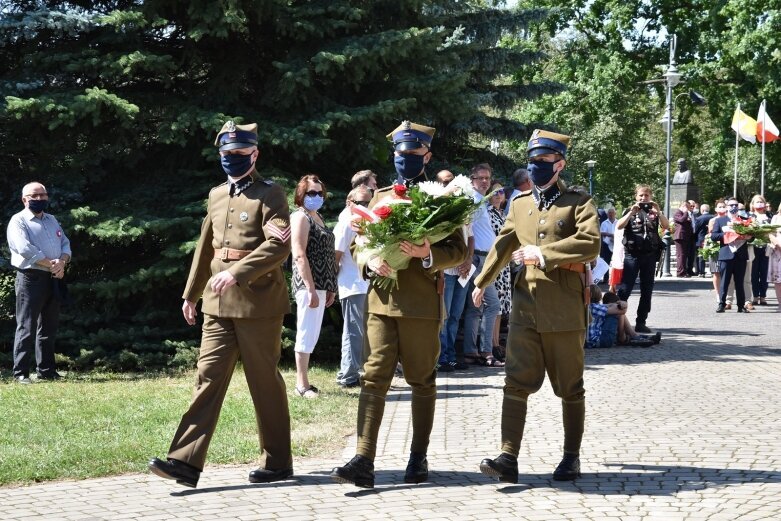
[290,174,338,398]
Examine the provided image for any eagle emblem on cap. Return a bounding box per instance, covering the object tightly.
[402,120,411,130]
[227,120,236,132]
[531,129,540,139]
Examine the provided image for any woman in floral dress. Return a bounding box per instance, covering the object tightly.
[488,183,511,360]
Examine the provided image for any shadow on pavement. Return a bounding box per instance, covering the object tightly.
[173,464,780,497]
[499,463,781,496]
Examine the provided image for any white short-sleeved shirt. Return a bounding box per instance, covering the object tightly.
[334,206,369,299]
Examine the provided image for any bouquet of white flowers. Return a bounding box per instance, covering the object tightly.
[352,175,479,290]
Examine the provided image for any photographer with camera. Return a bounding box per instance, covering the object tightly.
[616,184,669,333]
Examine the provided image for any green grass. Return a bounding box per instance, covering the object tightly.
[0,365,359,486]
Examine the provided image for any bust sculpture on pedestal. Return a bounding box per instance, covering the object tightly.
[672,158,693,184]
[670,157,699,208]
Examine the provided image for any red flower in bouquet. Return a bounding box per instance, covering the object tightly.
[373,205,393,220]
[392,184,409,198]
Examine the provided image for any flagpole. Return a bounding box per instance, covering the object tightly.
[761,99,766,196]
[734,103,740,199]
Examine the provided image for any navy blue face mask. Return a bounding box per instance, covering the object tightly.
[394,153,426,180]
[28,199,48,214]
[221,153,255,178]
[527,160,557,187]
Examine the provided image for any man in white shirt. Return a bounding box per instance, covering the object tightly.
[599,207,616,268]
[6,182,71,384]
[462,164,502,366]
[334,185,373,387]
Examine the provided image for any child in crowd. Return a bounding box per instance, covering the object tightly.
[586,285,661,348]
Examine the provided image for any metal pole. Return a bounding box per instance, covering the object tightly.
[588,166,593,195]
[662,77,673,277]
[761,99,766,196]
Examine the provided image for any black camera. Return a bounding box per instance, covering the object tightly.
[639,202,652,212]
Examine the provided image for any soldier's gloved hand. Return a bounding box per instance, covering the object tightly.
[520,245,543,266]
[182,300,197,325]
[368,255,393,277]
[210,271,237,295]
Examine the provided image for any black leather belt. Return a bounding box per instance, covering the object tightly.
[474,250,489,256]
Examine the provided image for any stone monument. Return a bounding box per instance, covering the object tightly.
[670,157,699,209]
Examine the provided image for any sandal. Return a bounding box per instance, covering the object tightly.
[484,356,505,367]
[295,385,319,399]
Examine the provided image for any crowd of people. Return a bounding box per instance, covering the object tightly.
[7,117,780,492]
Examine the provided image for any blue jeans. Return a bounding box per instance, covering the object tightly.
[463,254,501,355]
[439,274,468,365]
[617,252,656,325]
[336,293,367,385]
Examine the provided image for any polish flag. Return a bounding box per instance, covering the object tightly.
[757,101,779,143]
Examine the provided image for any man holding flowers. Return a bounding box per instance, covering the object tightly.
[471,129,600,484]
[330,121,469,488]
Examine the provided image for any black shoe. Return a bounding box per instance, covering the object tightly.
[148,457,200,488]
[552,453,581,481]
[331,455,375,488]
[15,376,31,385]
[404,452,428,484]
[36,372,62,381]
[650,331,662,344]
[634,323,652,333]
[338,380,360,388]
[737,307,750,313]
[453,361,469,370]
[437,363,454,373]
[248,466,293,483]
[628,336,654,348]
[479,453,518,484]
[716,303,726,313]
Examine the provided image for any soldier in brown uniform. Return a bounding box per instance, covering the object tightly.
[149,121,293,488]
[472,130,600,483]
[330,121,469,488]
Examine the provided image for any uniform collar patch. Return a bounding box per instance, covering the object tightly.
[532,183,561,211]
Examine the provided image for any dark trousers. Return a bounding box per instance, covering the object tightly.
[686,239,697,274]
[13,270,61,378]
[674,239,690,276]
[751,247,769,299]
[599,242,613,268]
[719,258,747,307]
[617,252,656,325]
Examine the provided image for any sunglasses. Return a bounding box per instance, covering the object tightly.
[305,190,324,197]
[727,203,739,207]
[351,200,371,206]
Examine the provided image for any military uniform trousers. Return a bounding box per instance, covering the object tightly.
[168,314,292,471]
[500,324,586,458]
[356,313,441,460]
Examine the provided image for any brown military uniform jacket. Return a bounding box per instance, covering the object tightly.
[356,185,469,321]
[183,173,291,318]
[475,181,600,332]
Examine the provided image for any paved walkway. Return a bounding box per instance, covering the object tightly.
[2,279,780,520]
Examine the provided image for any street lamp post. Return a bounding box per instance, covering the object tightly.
[661,34,681,278]
[585,160,596,195]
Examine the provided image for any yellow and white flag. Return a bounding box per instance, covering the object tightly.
[731,107,757,143]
